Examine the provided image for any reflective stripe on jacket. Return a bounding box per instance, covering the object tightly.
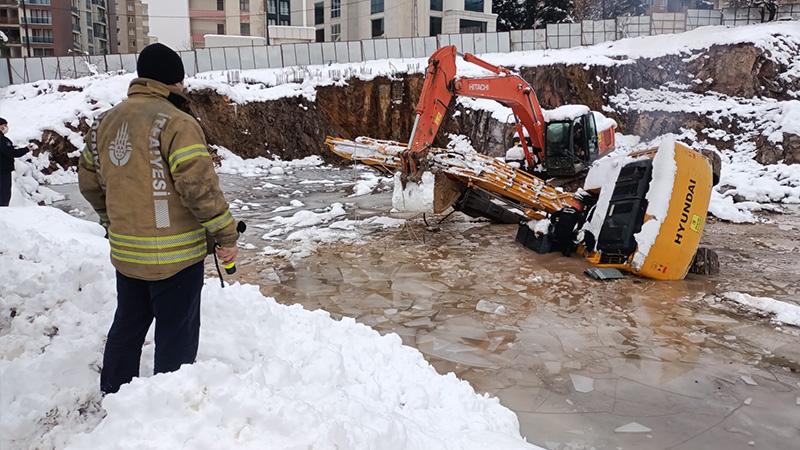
[78,78,238,281]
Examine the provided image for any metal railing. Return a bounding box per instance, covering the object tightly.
[1,5,797,88]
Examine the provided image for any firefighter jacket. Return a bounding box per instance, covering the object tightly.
[78,78,237,281]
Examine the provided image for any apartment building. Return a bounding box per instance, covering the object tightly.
[189,0,315,47]
[0,0,117,57]
[306,0,497,42]
[115,0,151,53]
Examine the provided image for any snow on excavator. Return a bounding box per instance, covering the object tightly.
[325,46,716,281]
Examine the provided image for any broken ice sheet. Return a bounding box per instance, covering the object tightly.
[740,375,759,386]
[615,422,652,433]
[569,374,595,393]
[475,299,507,315]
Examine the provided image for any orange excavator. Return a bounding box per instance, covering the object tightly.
[325,46,715,280]
[402,45,615,181]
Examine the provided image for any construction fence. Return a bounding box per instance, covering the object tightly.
[2,5,798,88]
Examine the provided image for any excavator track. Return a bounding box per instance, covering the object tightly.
[325,136,581,220]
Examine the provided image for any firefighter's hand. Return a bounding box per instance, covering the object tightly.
[216,245,238,265]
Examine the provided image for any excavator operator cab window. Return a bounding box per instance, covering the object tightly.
[582,112,599,162]
[544,121,573,176]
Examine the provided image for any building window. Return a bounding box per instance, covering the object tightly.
[268,0,276,13]
[217,23,225,34]
[241,22,250,35]
[370,0,383,14]
[429,16,441,36]
[371,18,383,37]
[430,0,442,11]
[314,2,323,25]
[331,23,341,41]
[240,0,249,11]
[315,28,324,42]
[464,0,483,12]
[279,0,289,15]
[331,0,340,18]
[459,19,486,33]
[217,0,224,11]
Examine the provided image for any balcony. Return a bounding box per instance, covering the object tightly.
[22,35,55,44]
[0,0,20,8]
[0,16,20,25]
[72,23,80,32]
[21,16,53,25]
[71,6,79,16]
[26,0,52,5]
[91,0,105,9]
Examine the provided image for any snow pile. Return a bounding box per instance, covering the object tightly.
[350,171,391,197]
[721,292,800,327]
[392,171,436,213]
[592,111,617,133]
[214,145,324,177]
[543,105,590,122]
[0,206,534,449]
[631,137,677,270]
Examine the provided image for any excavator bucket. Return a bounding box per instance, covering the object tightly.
[432,173,464,213]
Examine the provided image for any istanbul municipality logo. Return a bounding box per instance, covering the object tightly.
[109,122,133,167]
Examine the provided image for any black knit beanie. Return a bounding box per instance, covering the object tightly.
[137,43,185,85]
[0,118,7,125]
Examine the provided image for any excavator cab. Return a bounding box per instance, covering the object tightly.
[543,112,600,177]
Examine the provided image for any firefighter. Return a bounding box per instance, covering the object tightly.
[0,118,34,207]
[78,43,240,394]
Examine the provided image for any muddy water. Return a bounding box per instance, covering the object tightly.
[52,171,800,449]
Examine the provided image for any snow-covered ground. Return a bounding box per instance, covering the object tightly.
[0,206,536,449]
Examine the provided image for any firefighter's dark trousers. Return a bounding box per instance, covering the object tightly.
[100,261,204,394]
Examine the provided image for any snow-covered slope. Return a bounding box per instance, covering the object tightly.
[0,206,536,449]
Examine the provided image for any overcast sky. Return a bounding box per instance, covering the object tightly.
[140,0,192,50]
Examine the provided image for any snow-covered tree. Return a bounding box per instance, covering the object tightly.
[493,0,542,30]
[539,0,575,23]
[608,0,649,17]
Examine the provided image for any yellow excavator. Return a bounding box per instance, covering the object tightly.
[325,46,715,281]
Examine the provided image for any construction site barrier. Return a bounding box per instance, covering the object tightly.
[1,5,798,88]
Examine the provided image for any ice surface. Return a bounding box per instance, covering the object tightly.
[569,374,595,393]
[614,422,652,433]
[476,300,508,316]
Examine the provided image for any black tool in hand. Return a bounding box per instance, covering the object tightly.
[214,221,247,287]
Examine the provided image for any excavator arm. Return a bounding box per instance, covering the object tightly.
[403,45,547,181]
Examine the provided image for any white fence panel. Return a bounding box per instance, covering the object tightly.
[322,42,337,63]
[106,54,124,73]
[348,41,362,62]
[178,51,196,76]
[461,33,476,54]
[58,56,77,78]
[26,59,45,82]
[296,43,311,65]
[474,32,487,54]
[224,47,241,70]
[485,32,499,53]
[253,46,269,69]
[497,31,511,52]
[412,37,426,57]
[547,23,581,49]
[582,19,616,45]
[438,34,451,47]
[309,43,325,64]
[387,38,401,58]
[362,39,376,60]
[281,44,297,66]
[239,47,256,70]
[90,56,106,73]
[9,59,26,83]
[374,39,389,59]
[617,16,651,38]
[267,45,284,68]
[195,49,212,73]
[0,62,9,88]
[41,57,60,79]
[651,12,686,35]
[686,9,722,29]
[399,38,413,58]
[778,4,800,19]
[75,58,93,77]
[334,42,350,63]
[208,48,225,71]
[722,7,763,25]
[424,36,437,55]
